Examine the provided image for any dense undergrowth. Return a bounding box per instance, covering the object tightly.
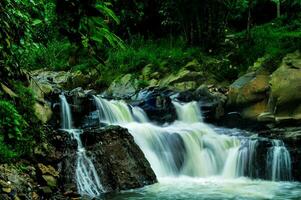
[0,82,45,161]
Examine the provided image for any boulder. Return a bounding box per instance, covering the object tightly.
[37,163,59,177]
[132,87,177,123]
[34,102,53,123]
[60,126,157,192]
[269,51,301,123]
[176,85,227,122]
[31,69,91,91]
[159,68,204,91]
[227,71,270,120]
[0,163,39,199]
[106,74,139,99]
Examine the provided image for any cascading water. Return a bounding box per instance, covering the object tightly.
[60,94,103,197]
[94,96,291,181]
[267,140,292,181]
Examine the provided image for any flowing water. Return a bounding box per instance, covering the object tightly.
[59,94,300,199]
[60,94,104,197]
[267,140,292,181]
[90,96,301,199]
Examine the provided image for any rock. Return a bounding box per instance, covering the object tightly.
[31,192,39,200]
[31,69,91,91]
[60,126,157,192]
[39,186,52,196]
[65,71,90,90]
[0,180,10,188]
[183,59,201,71]
[0,83,18,98]
[159,69,204,91]
[227,72,270,120]
[132,87,176,123]
[228,72,269,105]
[106,74,139,99]
[33,102,53,123]
[37,163,59,177]
[257,112,275,122]
[176,85,227,122]
[2,187,11,193]
[0,194,10,200]
[29,80,54,100]
[269,51,301,123]
[42,175,57,188]
[0,163,38,199]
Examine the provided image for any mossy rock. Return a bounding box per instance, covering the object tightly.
[269,51,301,121]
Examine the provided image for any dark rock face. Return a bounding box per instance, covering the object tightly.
[176,86,227,123]
[60,126,157,193]
[259,127,301,182]
[132,87,177,123]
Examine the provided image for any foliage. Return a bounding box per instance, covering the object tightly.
[230,16,301,73]
[105,37,201,82]
[20,39,72,70]
[0,0,57,80]
[0,100,25,142]
[0,100,26,161]
[56,0,124,51]
[0,81,49,162]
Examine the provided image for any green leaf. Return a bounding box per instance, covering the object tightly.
[95,3,120,24]
[32,19,43,26]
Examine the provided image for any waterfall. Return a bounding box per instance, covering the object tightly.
[93,96,134,124]
[172,101,203,123]
[60,94,104,197]
[93,96,292,182]
[267,140,292,181]
[60,94,72,129]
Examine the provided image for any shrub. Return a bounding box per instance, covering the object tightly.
[106,37,202,82]
[0,100,26,161]
[232,16,301,73]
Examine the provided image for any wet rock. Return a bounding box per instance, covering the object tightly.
[132,87,176,123]
[60,126,157,192]
[176,85,227,122]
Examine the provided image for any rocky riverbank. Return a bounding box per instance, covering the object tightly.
[1,51,301,198]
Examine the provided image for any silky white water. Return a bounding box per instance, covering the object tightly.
[267,140,292,181]
[60,94,104,197]
[93,96,292,182]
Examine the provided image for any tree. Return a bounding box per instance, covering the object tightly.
[271,0,281,17]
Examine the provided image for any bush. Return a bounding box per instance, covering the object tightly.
[232,16,301,73]
[0,100,26,161]
[19,39,72,71]
[106,37,201,82]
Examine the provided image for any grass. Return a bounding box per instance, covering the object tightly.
[105,37,202,80]
[232,16,301,73]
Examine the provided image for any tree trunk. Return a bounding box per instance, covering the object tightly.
[277,1,281,18]
[246,0,253,40]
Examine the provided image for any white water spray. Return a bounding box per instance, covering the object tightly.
[92,95,292,182]
[60,94,103,197]
[267,140,292,181]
